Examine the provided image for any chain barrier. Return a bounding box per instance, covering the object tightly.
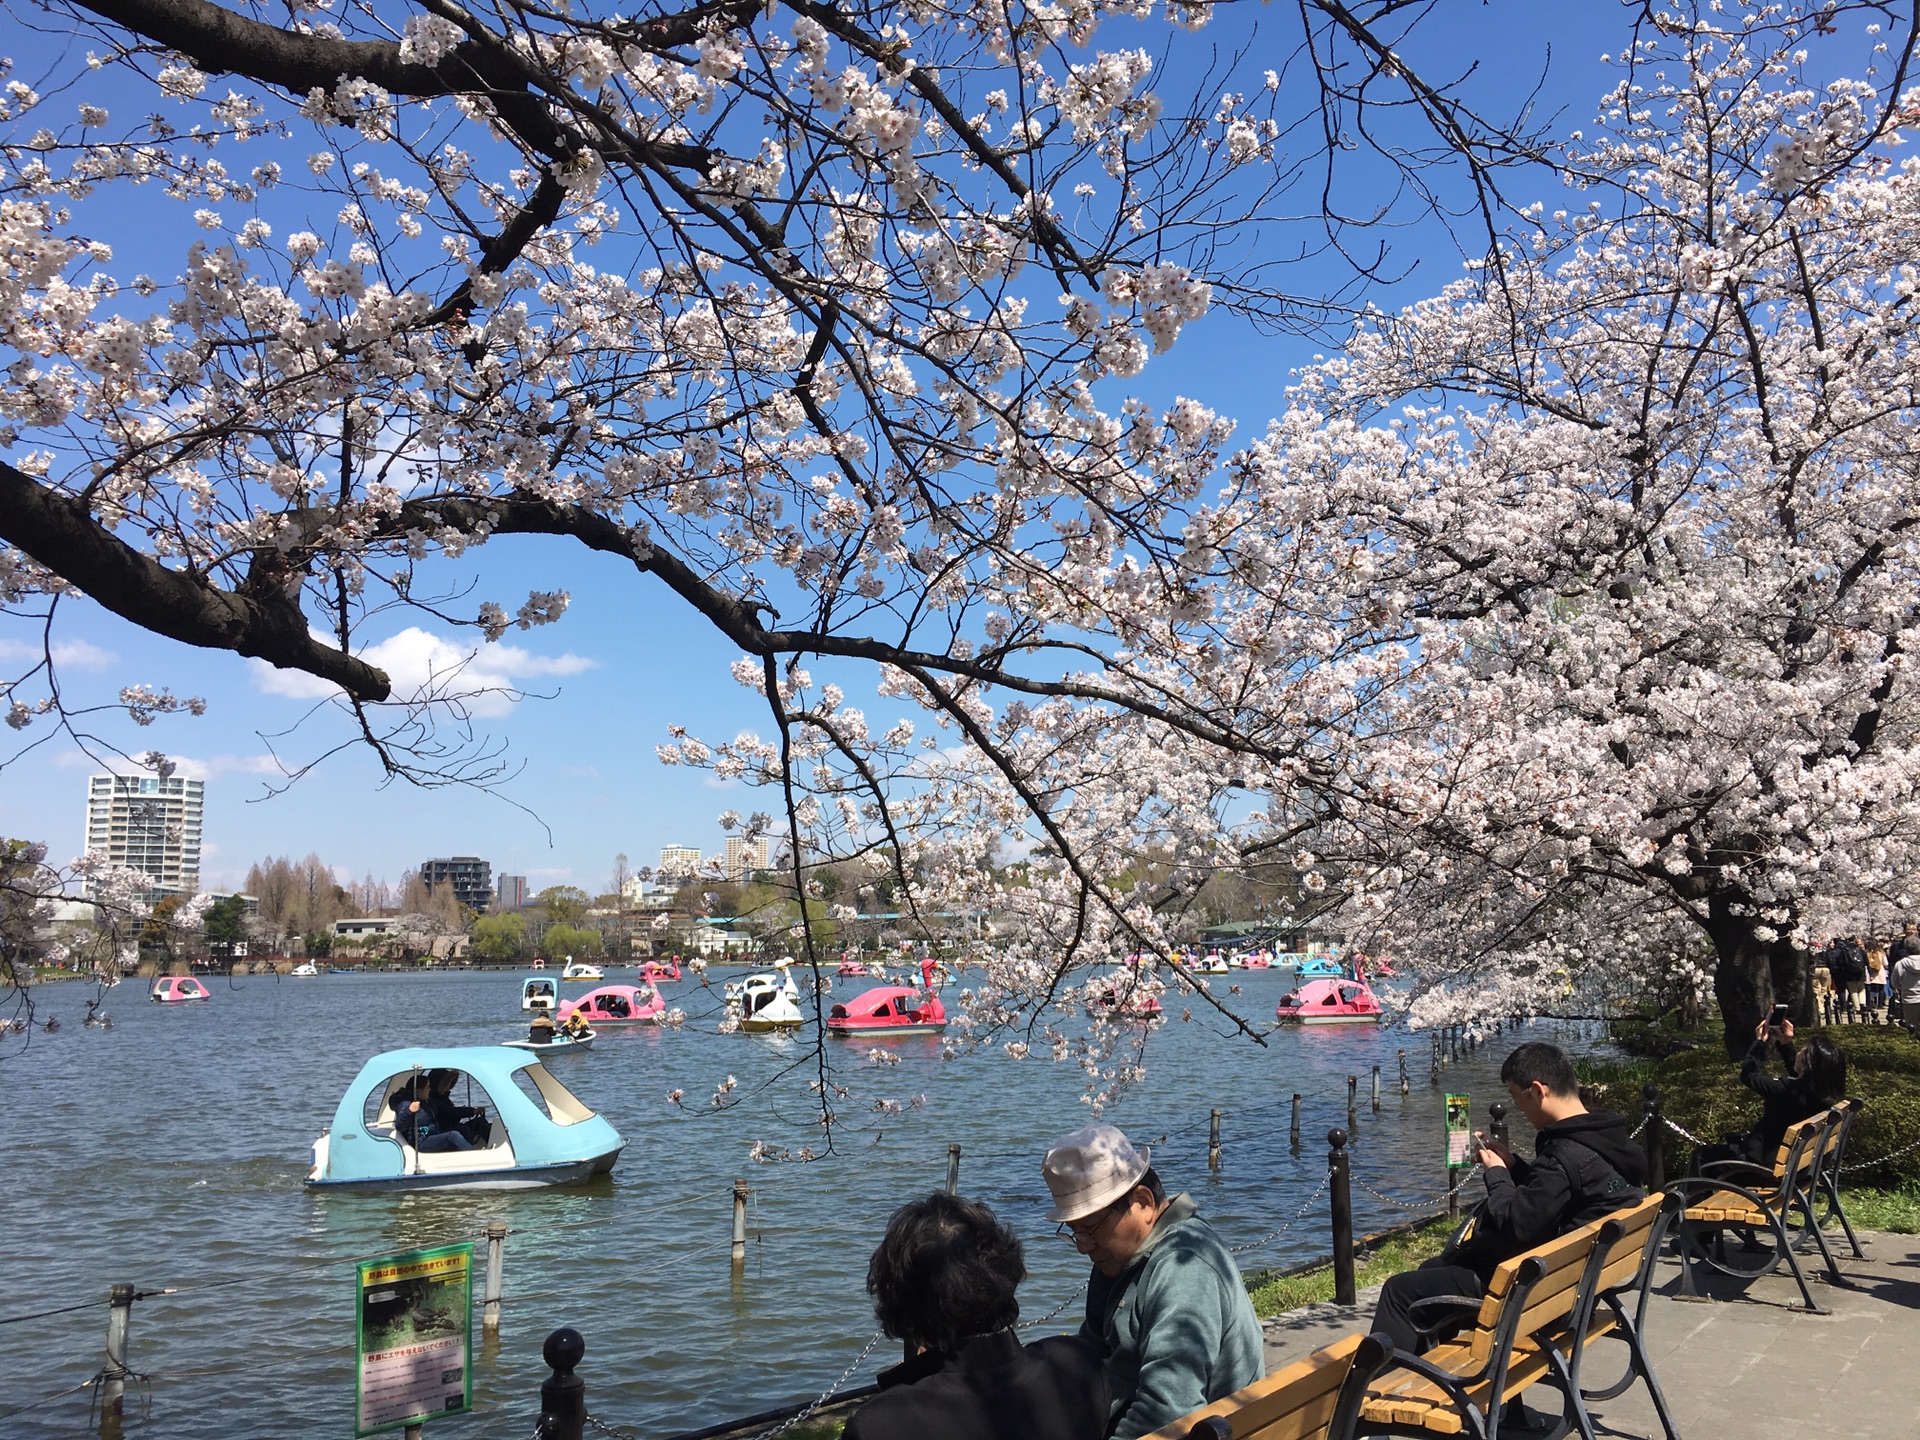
[1658,1114,1708,1147]
[587,1330,887,1440]
[1229,1171,1331,1255]
[1629,1118,1647,1141]
[1839,1132,1920,1174]
[1349,1164,1482,1213]
[1017,1289,1081,1331]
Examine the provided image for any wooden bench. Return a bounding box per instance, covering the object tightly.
[1813,1097,1866,1259]
[1143,1331,1395,1440]
[1669,1107,1841,1312]
[1355,1194,1678,1440]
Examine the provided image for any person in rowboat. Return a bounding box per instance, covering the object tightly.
[528,1010,557,1044]
[561,1011,590,1040]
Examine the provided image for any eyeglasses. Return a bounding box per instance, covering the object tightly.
[1055,1200,1126,1245]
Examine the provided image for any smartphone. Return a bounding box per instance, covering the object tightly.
[1769,1002,1791,1026]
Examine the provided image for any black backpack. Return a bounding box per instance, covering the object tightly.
[1830,945,1866,984]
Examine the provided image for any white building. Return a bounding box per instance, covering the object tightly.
[83,774,204,899]
[724,835,771,881]
[658,844,701,880]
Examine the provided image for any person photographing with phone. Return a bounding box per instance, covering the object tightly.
[1689,1005,1848,1172]
[1372,1042,1647,1372]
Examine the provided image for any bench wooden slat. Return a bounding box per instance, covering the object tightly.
[1142,1331,1374,1440]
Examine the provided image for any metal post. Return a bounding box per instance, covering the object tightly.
[1289,1093,1302,1149]
[1208,1110,1222,1173]
[484,1222,507,1333]
[537,1328,586,1440]
[1328,1130,1356,1306]
[1346,1074,1358,1125]
[1370,1064,1381,1113]
[1430,1035,1440,1085]
[1489,1101,1509,1150]
[946,1143,962,1195]
[1398,1049,1409,1095]
[1642,1085,1666,1192]
[101,1283,133,1432]
[731,1179,748,1267]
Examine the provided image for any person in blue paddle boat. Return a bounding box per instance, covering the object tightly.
[394,1074,472,1152]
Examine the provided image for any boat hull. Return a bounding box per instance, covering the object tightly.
[827,1021,947,1037]
[1278,1013,1381,1025]
[504,1036,594,1053]
[306,1148,621,1192]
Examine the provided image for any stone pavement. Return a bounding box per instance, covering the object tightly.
[1257,1230,1920,1440]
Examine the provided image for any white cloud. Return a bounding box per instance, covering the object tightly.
[0,637,118,670]
[250,626,595,718]
[53,750,286,779]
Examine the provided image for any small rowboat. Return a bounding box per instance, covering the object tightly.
[504,1029,595,1054]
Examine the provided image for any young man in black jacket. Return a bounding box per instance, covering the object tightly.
[1373,1041,1647,1356]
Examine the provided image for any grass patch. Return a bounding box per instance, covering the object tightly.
[1573,1022,1920,1189]
[1829,1184,1920,1234]
[1245,1218,1454,1318]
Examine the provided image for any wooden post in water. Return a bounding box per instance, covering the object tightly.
[730,1180,748,1268]
[946,1144,962,1195]
[1289,1093,1303,1149]
[1328,1131,1356,1306]
[537,1328,586,1440]
[1370,1064,1381,1113]
[1398,1049,1409,1095]
[100,1283,133,1436]
[1208,1110,1222,1172]
[1346,1074,1358,1126]
[483,1222,507,1333]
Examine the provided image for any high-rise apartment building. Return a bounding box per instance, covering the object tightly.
[724,835,770,881]
[83,774,204,899]
[497,874,528,910]
[658,844,701,880]
[420,856,493,911]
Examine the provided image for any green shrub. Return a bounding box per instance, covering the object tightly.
[1578,1025,1920,1188]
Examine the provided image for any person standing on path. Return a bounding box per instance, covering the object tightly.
[1866,942,1891,1024]
[1042,1123,1263,1439]
[1892,938,1920,1035]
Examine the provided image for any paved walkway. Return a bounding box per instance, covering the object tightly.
[1258,1230,1920,1440]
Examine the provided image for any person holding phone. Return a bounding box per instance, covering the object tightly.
[1690,1011,1848,1171]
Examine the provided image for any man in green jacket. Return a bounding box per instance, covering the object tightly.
[1043,1124,1264,1438]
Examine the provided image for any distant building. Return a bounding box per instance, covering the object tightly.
[723,835,771,881]
[204,892,261,919]
[420,856,493,911]
[497,874,528,910]
[658,845,701,880]
[333,917,400,939]
[83,773,204,901]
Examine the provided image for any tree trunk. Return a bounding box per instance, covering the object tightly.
[1705,894,1807,1059]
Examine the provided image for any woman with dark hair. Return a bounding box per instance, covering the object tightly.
[1694,1019,1848,1170]
[844,1193,1107,1440]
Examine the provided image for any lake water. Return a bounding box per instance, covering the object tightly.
[0,968,1595,1438]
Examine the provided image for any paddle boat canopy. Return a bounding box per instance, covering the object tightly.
[561,959,604,982]
[522,976,559,1012]
[558,984,664,1026]
[826,984,947,1037]
[305,1046,623,1191]
[150,976,211,1004]
[1276,977,1383,1024]
[732,966,805,1032]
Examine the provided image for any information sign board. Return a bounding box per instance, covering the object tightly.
[1444,1092,1473,1169]
[355,1242,473,1436]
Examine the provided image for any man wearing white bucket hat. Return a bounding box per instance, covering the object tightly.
[1043,1123,1262,1438]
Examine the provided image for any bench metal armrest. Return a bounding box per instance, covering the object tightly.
[1405,1294,1485,1337]
[1697,1159,1776,1183]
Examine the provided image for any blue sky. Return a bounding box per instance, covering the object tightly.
[0,3,1632,895]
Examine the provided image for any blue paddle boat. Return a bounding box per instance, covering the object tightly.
[305,1046,624,1192]
[1282,952,1346,980]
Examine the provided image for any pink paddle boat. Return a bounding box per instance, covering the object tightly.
[149,976,212,1004]
[827,961,947,1037]
[1276,977,1383,1025]
[558,984,665,1027]
[638,958,681,985]
[836,959,870,978]
[1094,986,1164,1023]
